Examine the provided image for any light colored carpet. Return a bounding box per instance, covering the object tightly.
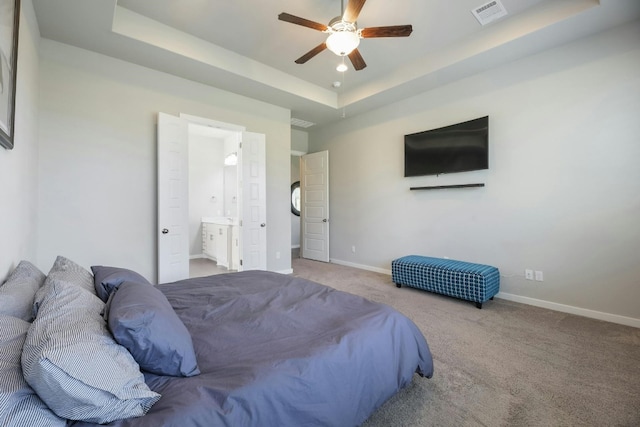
[291,258,640,427]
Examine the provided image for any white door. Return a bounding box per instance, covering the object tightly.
[301,151,329,262]
[239,132,267,270]
[157,113,189,283]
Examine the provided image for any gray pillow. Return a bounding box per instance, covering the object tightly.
[22,278,161,423]
[91,265,152,302]
[0,315,66,426]
[107,281,200,377]
[0,261,46,321]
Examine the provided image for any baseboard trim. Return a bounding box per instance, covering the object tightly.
[496,292,640,328]
[189,254,204,260]
[277,268,294,275]
[291,245,300,249]
[329,258,639,328]
[330,258,392,276]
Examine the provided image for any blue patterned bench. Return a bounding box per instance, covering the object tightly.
[392,255,500,308]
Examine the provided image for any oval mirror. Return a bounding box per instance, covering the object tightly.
[291,181,301,216]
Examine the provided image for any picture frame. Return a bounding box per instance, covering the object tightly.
[0,0,20,150]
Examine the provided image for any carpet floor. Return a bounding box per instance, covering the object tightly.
[291,257,640,427]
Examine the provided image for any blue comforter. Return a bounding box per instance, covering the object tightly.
[73,271,433,426]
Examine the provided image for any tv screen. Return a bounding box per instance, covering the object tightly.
[404,116,489,177]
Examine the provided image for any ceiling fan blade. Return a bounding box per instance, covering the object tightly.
[343,0,367,23]
[361,25,413,38]
[295,43,327,64]
[348,49,367,71]
[278,13,328,32]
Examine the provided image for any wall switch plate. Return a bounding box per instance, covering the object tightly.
[535,270,544,281]
[351,246,356,253]
[525,269,534,280]
[276,251,281,259]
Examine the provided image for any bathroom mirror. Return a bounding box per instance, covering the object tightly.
[291,181,301,216]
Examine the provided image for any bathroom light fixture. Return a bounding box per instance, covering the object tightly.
[224,152,238,166]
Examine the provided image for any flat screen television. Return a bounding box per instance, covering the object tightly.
[404,116,489,177]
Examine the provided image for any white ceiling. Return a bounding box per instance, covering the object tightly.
[32,0,640,128]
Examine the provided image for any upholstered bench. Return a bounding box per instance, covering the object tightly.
[391,255,500,308]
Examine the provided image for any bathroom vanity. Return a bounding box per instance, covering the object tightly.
[202,217,239,270]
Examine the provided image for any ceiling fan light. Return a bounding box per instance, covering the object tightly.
[326,31,360,56]
[336,63,348,72]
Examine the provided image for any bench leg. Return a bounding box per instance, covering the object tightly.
[475,302,482,309]
[490,296,494,300]
[395,283,402,288]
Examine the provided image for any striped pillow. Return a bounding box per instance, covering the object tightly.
[22,278,161,423]
[0,261,46,322]
[0,315,66,426]
[46,255,95,295]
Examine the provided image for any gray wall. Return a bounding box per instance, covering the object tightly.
[308,21,640,325]
[0,0,40,279]
[37,40,292,281]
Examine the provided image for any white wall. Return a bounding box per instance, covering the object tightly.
[308,21,640,324]
[0,0,40,279]
[37,40,292,281]
[188,134,224,256]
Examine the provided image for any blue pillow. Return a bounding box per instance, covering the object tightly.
[91,265,152,302]
[107,281,200,377]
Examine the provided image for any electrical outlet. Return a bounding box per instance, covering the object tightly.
[525,269,534,280]
[351,246,356,253]
[535,270,544,281]
[276,251,281,259]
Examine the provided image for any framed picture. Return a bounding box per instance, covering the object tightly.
[0,0,20,150]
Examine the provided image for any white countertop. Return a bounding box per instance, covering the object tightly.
[202,217,238,225]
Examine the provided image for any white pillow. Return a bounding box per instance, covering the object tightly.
[0,315,66,426]
[22,278,161,423]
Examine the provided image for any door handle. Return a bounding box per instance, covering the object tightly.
[161,228,169,234]
[322,219,328,223]
[260,223,266,227]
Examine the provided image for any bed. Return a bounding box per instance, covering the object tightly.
[1,257,433,427]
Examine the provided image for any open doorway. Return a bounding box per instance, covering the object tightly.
[291,153,302,260]
[157,113,267,284]
[188,124,240,278]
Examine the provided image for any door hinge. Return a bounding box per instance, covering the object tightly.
[239,142,242,149]
[240,259,243,266]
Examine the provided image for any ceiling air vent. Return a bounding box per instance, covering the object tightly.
[472,0,507,26]
[291,118,315,128]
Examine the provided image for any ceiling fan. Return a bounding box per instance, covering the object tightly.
[278,0,412,71]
